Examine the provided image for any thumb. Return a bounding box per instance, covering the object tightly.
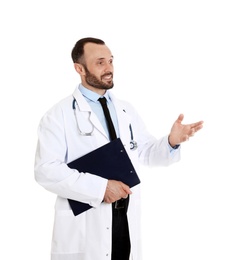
[176,113,184,124]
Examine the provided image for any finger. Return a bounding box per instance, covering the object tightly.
[103,196,113,204]
[190,120,204,129]
[187,127,197,139]
[181,135,189,142]
[190,123,203,135]
[176,113,184,124]
[195,123,203,131]
[190,130,195,137]
[121,183,132,195]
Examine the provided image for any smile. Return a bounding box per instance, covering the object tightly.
[102,73,113,80]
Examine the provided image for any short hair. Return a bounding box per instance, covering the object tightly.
[71,37,105,63]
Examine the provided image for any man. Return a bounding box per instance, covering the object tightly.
[34,37,203,260]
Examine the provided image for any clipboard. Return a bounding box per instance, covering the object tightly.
[67,138,140,216]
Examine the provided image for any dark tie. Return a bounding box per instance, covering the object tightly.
[98,96,130,260]
[98,97,117,140]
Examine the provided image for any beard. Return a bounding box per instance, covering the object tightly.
[83,65,114,90]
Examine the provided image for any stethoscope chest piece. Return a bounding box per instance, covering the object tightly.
[129,124,137,150]
[130,140,138,150]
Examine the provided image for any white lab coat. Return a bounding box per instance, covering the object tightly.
[34,86,180,260]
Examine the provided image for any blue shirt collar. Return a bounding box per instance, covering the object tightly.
[78,84,111,103]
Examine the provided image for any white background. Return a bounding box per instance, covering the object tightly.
[0,0,234,259]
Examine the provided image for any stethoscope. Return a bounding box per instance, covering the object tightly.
[129,124,138,150]
[72,98,138,150]
[72,98,94,136]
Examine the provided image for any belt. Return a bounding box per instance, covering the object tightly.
[114,196,129,210]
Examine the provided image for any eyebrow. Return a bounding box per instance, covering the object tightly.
[97,55,114,61]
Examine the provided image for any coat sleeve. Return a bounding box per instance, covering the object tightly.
[34,103,108,208]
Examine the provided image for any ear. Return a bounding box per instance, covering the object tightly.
[74,63,85,75]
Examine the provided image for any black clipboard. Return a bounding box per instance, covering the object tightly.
[67,138,140,216]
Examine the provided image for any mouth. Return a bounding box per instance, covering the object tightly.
[102,73,113,81]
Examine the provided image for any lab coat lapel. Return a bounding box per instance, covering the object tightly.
[110,93,131,146]
[72,88,109,139]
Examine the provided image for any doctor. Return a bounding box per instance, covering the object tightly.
[34,37,204,260]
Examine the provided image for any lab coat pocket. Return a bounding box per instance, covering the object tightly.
[51,210,86,254]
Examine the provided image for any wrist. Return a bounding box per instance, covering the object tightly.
[168,135,180,149]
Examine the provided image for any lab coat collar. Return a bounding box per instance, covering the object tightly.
[72,86,108,140]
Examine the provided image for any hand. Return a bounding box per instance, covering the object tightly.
[168,114,204,147]
[103,180,132,203]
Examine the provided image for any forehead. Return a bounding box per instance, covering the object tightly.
[83,43,113,62]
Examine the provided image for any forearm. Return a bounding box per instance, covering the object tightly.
[138,135,181,167]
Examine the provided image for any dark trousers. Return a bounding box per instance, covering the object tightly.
[111,197,130,260]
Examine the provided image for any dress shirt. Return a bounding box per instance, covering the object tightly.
[78,84,120,139]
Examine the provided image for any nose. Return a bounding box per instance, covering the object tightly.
[104,61,113,72]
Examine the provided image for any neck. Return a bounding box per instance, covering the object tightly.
[81,82,107,96]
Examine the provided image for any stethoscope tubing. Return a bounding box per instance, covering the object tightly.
[73,98,94,136]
